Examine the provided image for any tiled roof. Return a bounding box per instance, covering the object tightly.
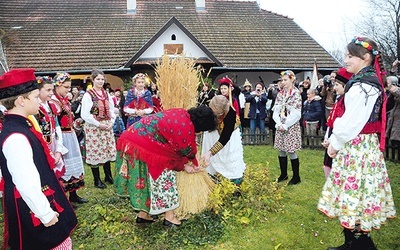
[0,0,340,72]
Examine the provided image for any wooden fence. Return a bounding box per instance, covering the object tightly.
[241,127,400,163]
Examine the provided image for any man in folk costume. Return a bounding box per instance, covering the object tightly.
[0,69,77,249]
[202,76,246,186]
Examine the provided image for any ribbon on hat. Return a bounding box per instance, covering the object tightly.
[53,72,71,86]
[373,55,387,151]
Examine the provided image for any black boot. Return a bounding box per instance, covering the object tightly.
[327,228,354,250]
[288,158,301,185]
[69,190,89,204]
[352,232,377,250]
[277,156,288,182]
[103,161,114,184]
[91,167,106,189]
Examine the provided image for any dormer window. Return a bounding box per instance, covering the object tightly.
[171,34,176,41]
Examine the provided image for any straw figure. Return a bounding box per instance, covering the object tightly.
[155,53,215,219]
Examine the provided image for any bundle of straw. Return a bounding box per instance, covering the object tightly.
[155,53,200,110]
[154,53,215,219]
[174,169,216,220]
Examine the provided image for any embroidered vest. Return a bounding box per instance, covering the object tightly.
[35,102,58,143]
[88,89,111,121]
[0,115,77,250]
[51,95,74,132]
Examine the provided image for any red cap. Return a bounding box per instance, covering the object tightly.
[218,76,233,86]
[336,68,352,84]
[0,68,38,99]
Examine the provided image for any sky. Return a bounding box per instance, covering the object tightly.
[256,0,365,52]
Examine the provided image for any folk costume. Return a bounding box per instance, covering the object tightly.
[322,68,352,178]
[272,86,302,153]
[51,73,85,193]
[318,65,396,231]
[81,88,116,165]
[272,70,302,185]
[81,86,116,188]
[123,78,153,127]
[35,76,68,179]
[114,108,199,214]
[202,83,246,184]
[0,69,77,250]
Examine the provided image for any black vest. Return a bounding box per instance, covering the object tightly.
[0,114,77,250]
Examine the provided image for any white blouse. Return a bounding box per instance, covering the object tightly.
[330,82,380,150]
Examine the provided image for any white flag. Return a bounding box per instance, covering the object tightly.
[310,60,319,89]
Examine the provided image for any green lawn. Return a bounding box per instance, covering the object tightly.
[1,145,399,249]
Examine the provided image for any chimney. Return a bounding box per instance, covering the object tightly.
[127,0,136,14]
[195,0,205,12]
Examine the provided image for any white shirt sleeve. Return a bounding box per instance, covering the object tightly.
[2,133,56,224]
[329,83,380,150]
[272,104,282,127]
[282,107,301,130]
[108,94,116,124]
[239,93,245,109]
[81,93,101,127]
[55,125,68,155]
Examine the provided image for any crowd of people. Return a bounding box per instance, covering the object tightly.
[0,36,398,249]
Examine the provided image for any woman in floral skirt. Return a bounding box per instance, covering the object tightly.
[81,69,116,188]
[272,70,302,185]
[318,37,396,249]
[114,106,216,227]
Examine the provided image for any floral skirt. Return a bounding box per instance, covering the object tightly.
[114,154,179,215]
[274,122,301,153]
[84,121,116,165]
[317,134,397,231]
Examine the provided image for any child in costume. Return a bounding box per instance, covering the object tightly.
[321,68,351,179]
[35,76,68,180]
[123,73,153,127]
[51,72,88,204]
[0,68,77,249]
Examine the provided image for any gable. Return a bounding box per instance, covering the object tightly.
[126,16,222,67]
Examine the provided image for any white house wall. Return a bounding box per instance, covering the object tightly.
[140,23,209,59]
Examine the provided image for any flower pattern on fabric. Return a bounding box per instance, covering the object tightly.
[124,88,153,127]
[318,134,396,231]
[273,88,302,152]
[84,120,116,165]
[114,108,196,214]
